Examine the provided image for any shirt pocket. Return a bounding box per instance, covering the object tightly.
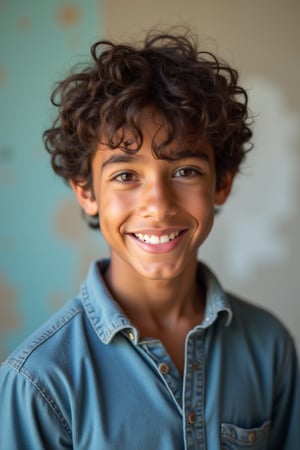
[221,420,271,449]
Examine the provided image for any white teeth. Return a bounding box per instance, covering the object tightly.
[135,231,180,244]
[150,235,160,244]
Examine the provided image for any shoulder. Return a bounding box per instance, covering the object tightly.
[228,293,290,336]
[3,259,110,371]
[226,293,297,365]
[0,296,89,437]
[0,297,90,444]
[3,296,87,373]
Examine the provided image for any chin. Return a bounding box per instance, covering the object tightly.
[136,261,189,281]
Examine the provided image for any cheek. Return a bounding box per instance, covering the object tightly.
[181,185,215,214]
[98,192,134,230]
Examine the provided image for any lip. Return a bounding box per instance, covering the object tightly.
[128,229,187,254]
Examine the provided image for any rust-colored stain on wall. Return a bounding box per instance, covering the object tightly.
[57,5,81,27]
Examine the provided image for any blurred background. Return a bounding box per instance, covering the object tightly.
[0,0,299,361]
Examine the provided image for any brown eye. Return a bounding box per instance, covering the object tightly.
[115,172,136,182]
[173,167,201,178]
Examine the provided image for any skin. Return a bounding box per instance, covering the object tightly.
[71,108,235,373]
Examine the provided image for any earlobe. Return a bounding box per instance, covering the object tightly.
[69,180,99,216]
[214,171,236,206]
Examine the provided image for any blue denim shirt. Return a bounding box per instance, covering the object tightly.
[0,259,299,449]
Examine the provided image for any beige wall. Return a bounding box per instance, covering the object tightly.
[103,0,300,353]
[103,0,299,107]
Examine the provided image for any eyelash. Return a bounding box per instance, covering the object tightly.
[113,171,137,183]
[172,167,202,178]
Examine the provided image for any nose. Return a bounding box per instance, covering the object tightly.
[139,176,177,221]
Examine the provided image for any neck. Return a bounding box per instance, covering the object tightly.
[104,258,205,332]
[104,257,206,375]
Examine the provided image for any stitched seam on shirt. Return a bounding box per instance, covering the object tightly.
[4,364,72,437]
[81,283,109,342]
[6,305,83,370]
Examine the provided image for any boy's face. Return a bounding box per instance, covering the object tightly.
[71,108,234,281]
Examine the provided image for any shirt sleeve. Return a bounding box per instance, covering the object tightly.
[269,337,300,449]
[0,363,72,450]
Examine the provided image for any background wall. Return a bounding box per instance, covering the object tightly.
[1,0,299,360]
[0,0,105,360]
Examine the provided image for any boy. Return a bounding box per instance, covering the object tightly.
[0,29,299,449]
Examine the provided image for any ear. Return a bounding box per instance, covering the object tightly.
[214,171,236,206]
[70,180,99,216]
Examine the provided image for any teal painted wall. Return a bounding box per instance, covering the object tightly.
[0,0,106,360]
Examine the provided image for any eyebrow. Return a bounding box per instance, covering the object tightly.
[102,153,141,168]
[101,149,210,169]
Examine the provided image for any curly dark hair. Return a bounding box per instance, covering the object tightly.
[44,28,252,226]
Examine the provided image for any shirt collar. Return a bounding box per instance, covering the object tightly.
[196,262,233,328]
[81,259,133,344]
[81,259,232,344]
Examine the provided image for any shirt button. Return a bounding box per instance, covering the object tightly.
[159,363,170,375]
[188,411,197,424]
[192,361,199,370]
[248,431,256,443]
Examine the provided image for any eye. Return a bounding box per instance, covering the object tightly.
[114,171,137,183]
[173,167,201,178]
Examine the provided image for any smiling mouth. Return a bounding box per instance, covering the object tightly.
[134,231,181,244]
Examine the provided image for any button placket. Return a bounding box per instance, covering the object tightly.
[183,331,205,448]
[139,341,183,409]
